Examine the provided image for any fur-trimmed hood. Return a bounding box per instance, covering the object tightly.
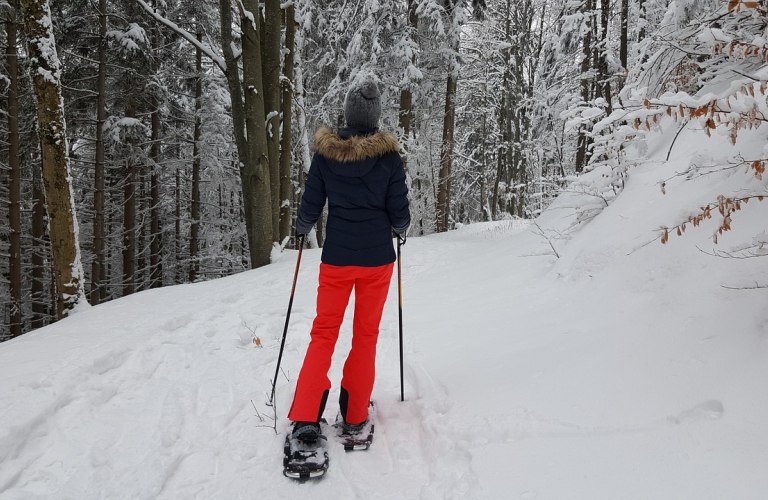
[314,127,399,163]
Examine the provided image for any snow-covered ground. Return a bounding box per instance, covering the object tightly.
[1,123,768,499]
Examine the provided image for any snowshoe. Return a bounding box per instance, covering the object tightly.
[283,421,329,480]
[334,401,376,451]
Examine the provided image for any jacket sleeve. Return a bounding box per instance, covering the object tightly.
[296,154,327,235]
[385,153,411,234]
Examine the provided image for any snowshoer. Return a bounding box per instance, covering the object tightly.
[288,77,410,442]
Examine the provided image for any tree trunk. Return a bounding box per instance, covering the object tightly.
[123,103,137,297]
[294,26,312,177]
[149,13,162,289]
[398,0,418,170]
[599,0,612,113]
[6,5,22,337]
[511,99,524,217]
[221,0,273,268]
[620,0,629,72]
[575,0,594,173]
[480,111,489,222]
[190,37,202,283]
[220,0,247,162]
[638,0,646,42]
[510,3,528,218]
[137,173,147,291]
[175,160,182,283]
[278,3,296,243]
[18,0,87,318]
[106,169,115,300]
[262,0,282,242]
[150,94,162,288]
[492,0,512,219]
[436,74,457,232]
[91,0,107,304]
[31,168,46,329]
[293,25,314,248]
[241,0,274,267]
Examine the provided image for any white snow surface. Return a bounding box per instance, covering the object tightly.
[2,124,768,499]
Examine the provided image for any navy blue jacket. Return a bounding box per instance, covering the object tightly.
[297,126,411,267]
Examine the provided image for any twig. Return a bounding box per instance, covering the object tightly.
[251,400,265,422]
[721,282,768,290]
[627,237,659,256]
[696,245,767,259]
[527,211,560,259]
[666,119,689,161]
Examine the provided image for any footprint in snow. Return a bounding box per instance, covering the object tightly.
[667,400,724,424]
[160,315,193,332]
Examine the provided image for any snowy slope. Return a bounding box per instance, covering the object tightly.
[1,124,768,499]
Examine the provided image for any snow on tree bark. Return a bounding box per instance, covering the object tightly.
[18,0,88,318]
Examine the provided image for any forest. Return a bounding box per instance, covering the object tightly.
[1,0,766,340]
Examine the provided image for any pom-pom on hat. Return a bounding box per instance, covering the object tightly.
[344,79,381,129]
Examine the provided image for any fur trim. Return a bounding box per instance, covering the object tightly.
[314,128,399,162]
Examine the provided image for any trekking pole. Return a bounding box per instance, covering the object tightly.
[268,234,305,407]
[397,234,405,402]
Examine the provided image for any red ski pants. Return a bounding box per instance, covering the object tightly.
[288,262,394,425]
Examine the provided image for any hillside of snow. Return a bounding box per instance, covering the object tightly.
[1,121,768,499]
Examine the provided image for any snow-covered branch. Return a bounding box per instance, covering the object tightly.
[135,0,227,73]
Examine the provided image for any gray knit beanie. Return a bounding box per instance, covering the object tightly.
[344,80,381,128]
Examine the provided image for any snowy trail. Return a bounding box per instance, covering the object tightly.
[0,222,537,499]
[0,228,502,499]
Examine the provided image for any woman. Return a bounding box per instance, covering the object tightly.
[288,78,410,443]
